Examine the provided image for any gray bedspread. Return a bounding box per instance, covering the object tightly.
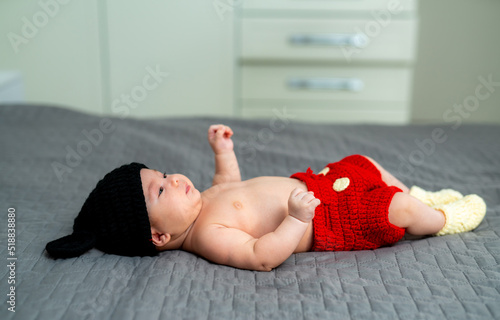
[1,104,499,320]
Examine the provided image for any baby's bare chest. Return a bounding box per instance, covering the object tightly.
[200,177,307,237]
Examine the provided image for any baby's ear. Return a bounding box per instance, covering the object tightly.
[150,230,171,247]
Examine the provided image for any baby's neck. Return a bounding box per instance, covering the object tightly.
[175,201,206,252]
[178,223,196,250]
[157,225,192,251]
[178,197,208,251]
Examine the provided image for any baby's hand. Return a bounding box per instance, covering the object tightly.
[288,188,320,223]
[208,124,234,154]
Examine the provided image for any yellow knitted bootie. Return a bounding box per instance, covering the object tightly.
[409,185,463,207]
[433,194,487,236]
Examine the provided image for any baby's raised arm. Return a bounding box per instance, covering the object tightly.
[194,188,320,271]
[207,124,241,185]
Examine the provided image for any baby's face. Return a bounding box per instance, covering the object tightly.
[140,169,202,237]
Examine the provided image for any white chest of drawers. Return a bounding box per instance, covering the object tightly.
[235,0,418,124]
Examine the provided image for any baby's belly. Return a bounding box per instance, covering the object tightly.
[243,177,314,252]
[204,177,315,252]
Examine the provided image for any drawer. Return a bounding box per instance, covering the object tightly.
[240,100,410,124]
[243,0,417,13]
[240,18,417,62]
[241,65,412,102]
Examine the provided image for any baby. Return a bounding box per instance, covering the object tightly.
[46,124,487,271]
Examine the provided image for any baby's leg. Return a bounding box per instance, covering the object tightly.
[388,192,445,235]
[364,156,409,193]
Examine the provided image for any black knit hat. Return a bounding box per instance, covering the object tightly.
[46,163,158,258]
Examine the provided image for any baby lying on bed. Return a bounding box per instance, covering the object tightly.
[46,125,487,271]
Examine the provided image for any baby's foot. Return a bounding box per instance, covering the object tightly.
[433,194,487,236]
[409,186,463,206]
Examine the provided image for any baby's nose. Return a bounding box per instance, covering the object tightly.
[170,177,179,187]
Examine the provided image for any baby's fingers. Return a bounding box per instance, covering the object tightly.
[216,127,225,138]
[290,187,305,198]
[302,193,320,205]
[208,125,220,140]
[208,124,221,133]
[211,125,233,139]
[310,197,321,207]
[224,126,234,138]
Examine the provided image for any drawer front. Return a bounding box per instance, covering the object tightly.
[241,18,417,62]
[241,101,410,124]
[241,65,412,102]
[243,0,416,12]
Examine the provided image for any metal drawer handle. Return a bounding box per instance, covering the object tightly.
[287,78,364,92]
[289,33,369,48]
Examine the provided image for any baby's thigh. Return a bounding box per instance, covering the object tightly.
[364,156,409,193]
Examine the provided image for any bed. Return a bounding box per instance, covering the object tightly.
[1,104,499,320]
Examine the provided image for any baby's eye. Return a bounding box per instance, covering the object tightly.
[158,172,167,196]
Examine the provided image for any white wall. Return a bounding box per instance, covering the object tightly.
[104,0,234,118]
[0,0,103,114]
[0,0,234,118]
[411,0,500,124]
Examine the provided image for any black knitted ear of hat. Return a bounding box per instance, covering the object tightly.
[46,163,158,258]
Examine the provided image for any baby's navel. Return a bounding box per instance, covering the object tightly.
[233,201,243,210]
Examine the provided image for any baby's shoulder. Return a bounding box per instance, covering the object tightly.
[185,219,226,249]
[184,221,245,261]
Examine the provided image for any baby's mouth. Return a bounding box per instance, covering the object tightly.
[186,185,191,194]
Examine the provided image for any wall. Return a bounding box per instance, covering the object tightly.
[411,0,500,124]
[103,0,234,118]
[0,0,234,118]
[0,0,103,114]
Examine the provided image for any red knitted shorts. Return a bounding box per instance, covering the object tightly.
[290,155,405,251]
